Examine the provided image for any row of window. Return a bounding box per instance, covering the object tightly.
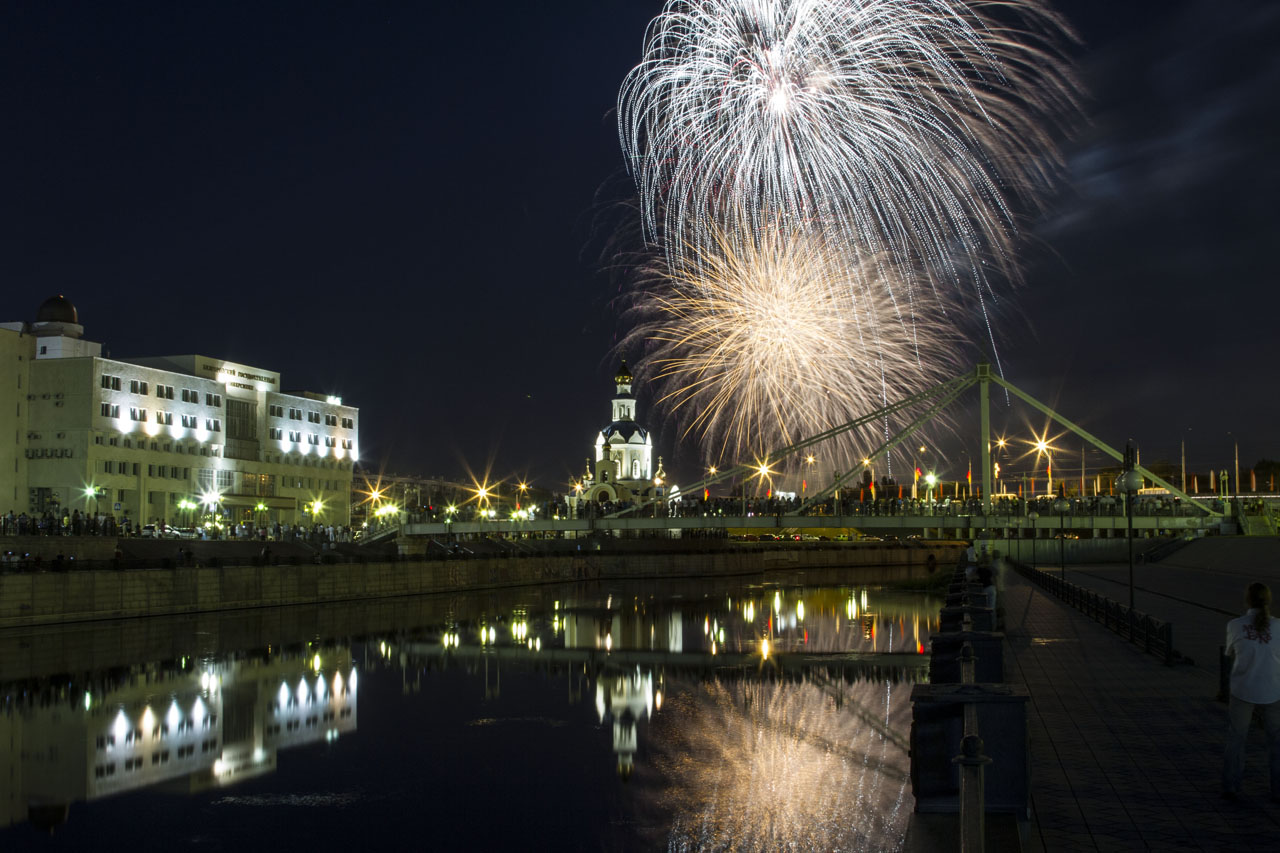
[100,375,223,408]
[110,405,223,432]
[95,434,222,457]
[266,404,353,430]
[264,428,352,449]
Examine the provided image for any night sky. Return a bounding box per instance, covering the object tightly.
[4,1,1276,491]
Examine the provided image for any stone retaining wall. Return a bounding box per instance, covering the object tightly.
[0,543,960,629]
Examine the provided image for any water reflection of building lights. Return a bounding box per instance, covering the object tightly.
[192,698,206,726]
[312,653,322,672]
[83,691,92,710]
[297,678,309,704]
[166,701,181,730]
[605,633,613,652]
[774,591,782,614]
[349,669,358,690]
[277,682,290,708]
[797,601,804,622]
[761,638,770,660]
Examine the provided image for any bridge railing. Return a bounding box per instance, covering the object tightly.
[1010,560,1181,665]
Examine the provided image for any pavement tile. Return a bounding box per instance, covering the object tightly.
[1000,568,1280,850]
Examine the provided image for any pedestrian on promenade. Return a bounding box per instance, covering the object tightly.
[1223,582,1280,800]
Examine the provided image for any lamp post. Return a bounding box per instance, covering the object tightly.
[1053,497,1068,580]
[1117,442,1144,612]
[1027,511,1039,570]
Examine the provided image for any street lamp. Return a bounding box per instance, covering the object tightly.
[1052,497,1069,580]
[1117,442,1144,613]
[1027,511,1039,570]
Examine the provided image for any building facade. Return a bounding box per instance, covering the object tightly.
[579,361,666,507]
[1,296,358,528]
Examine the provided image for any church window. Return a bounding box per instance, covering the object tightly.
[632,460,640,479]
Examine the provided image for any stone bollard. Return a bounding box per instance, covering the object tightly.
[929,631,1005,683]
[939,605,996,633]
[954,733,993,853]
[909,682,1030,818]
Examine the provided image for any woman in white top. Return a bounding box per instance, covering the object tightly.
[1223,582,1280,799]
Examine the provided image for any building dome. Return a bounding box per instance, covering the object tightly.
[36,294,78,324]
[602,421,648,443]
[614,360,633,385]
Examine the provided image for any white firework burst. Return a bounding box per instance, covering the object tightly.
[619,0,1079,300]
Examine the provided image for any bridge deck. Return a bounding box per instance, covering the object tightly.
[402,511,1211,538]
[997,566,1279,849]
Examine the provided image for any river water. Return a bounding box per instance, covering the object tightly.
[1,574,939,851]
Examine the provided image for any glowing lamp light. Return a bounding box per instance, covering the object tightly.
[83,691,92,711]
[925,473,937,486]
[761,638,770,660]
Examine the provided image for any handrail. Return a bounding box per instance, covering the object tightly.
[1011,560,1182,664]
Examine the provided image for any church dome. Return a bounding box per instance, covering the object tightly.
[602,421,648,443]
[36,294,78,324]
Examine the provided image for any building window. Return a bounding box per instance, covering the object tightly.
[268,427,283,440]
[289,408,302,420]
[341,439,353,449]
[307,411,320,423]
[130,379,149,394]
[156,384,175,399]
[288,430,301,443]
[324,413,338,426]
[157,411,173,425]
[100,403,120,418]
[129,407,147,422]
[205,418,221,432]
[182,388,198,402]
[324,436,336,447]
[101,374,121,390]
[205,393,222,407]
[181,414,197,428]
[307,434,319,445]
[269,404,284,417]
[341,417,354,429]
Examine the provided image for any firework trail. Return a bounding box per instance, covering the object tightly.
[619,0,1079,298]
[622,224,962,467]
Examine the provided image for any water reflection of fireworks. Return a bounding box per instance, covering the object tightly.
[646,676,912,851]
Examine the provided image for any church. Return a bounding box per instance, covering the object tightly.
[576,361,668,510]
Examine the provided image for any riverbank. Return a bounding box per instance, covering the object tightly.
[0,540,962,628]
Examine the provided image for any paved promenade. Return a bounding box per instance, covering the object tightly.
[1001,542,1280,851]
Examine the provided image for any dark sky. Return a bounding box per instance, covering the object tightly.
[4,1,1276,491]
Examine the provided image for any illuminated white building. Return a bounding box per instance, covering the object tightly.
[0,296,358,526]
[580,361,666,507]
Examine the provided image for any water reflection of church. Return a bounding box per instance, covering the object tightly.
[563,607,681,779]
[0,649,358,829]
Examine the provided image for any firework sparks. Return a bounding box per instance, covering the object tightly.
[619,0,1079,297]
[643,676,914,851]
[623,225,962,467]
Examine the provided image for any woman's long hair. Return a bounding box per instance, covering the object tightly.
[1247,582,1272,633]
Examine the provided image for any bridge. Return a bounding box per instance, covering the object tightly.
[377,364,1277,544]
